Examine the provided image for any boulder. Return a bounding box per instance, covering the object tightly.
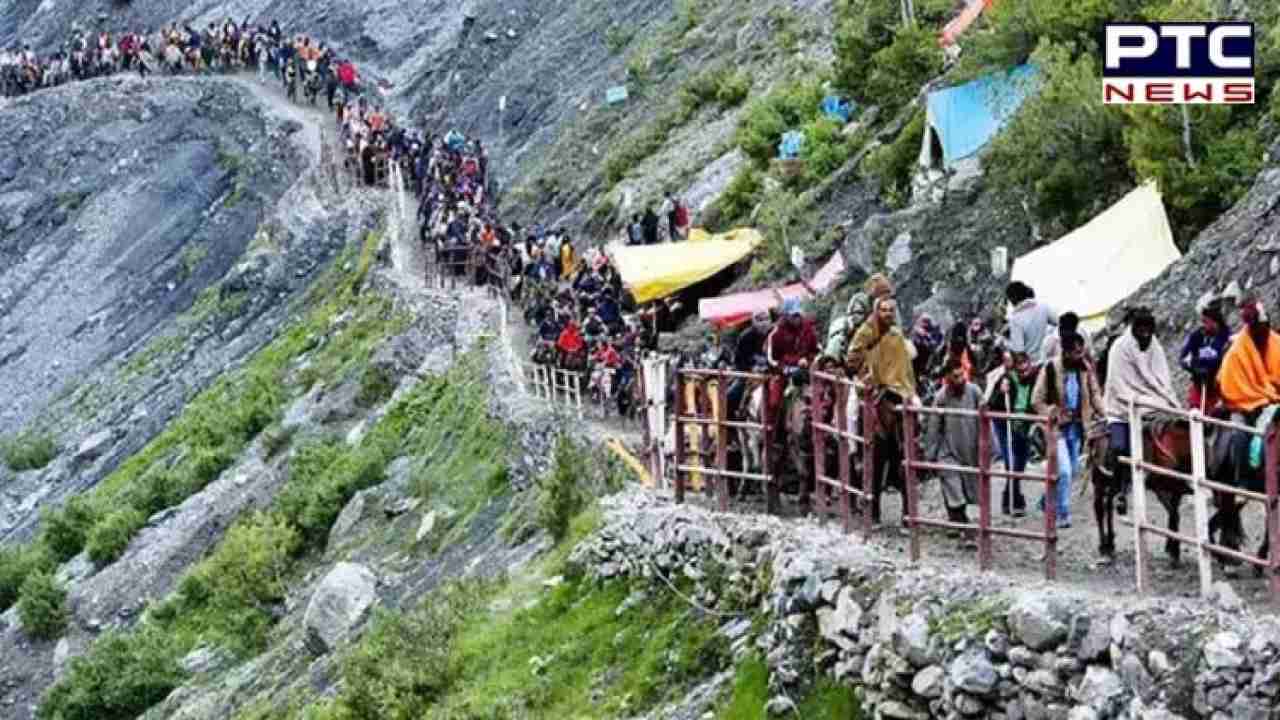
[179,645,233,675]
[74,429,116,463]
[949,650,999,696]
[1074,666,1126,712]
[912,665,945,698]
[304,563,378,653]
[877,700,928,720]
[893,613,933,667]
[328,488,378,548]
[1205,632,1245,670]
[1009,595,1069,651]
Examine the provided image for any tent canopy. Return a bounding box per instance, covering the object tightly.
[608,228,763,304]
[699,252,846,328]
[1011,182,1181,333]
[925,63,1038,167]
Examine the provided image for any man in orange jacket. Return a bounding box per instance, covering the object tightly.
[1218,299,1280,417]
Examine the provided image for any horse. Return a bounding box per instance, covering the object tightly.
[1207,419,1277,576]
[1089,415,1194,565]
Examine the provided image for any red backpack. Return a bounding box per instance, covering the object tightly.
[674,201,689,228]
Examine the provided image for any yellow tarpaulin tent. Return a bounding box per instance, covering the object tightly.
[608,228,763,303]
[1011,182,1181,333]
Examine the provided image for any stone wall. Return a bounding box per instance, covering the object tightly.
[569,490,1280,720]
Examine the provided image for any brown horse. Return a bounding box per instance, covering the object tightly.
[1089,418,1193,564]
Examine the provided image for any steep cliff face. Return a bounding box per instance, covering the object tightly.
[0,76,303,437]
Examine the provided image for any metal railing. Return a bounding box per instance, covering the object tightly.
[673,368,778,512]
[1121,397,1280,596]
[902,404,1061,580]
[810,371,875,535]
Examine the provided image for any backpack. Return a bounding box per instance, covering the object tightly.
[674,202,689,228]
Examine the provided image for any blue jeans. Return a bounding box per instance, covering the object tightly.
[994,420,1028,512]
[1047,422,1083,523]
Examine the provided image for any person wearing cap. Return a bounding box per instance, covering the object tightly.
[728,311,771,413]
[1218,298,1280,416]
[1102,307,1180,511]
[826,273,895,360]
[1179,300,1230,413]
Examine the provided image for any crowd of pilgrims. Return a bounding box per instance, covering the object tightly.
[15,17,1280,543]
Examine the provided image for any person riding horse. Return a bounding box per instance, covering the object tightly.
[1102,308,1182,515]
[765,299,819,464]
[847,296,919,527]
[1212,299,1280,566]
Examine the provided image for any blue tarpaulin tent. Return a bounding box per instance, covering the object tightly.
[923,64,1039,168]
[778,130,805,160]
[821,95,853,123]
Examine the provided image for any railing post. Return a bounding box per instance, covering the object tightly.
[977,404,993,571]
[861,396,875,537]
[1129,400,1150,593]
[1043,414,1059,581]
[716,370,730,512]
[674,371,686,504]
[836,381,852,534]
[903,405,921,563]
[1189,410,1213,598]
[812,375,828,518]
[1267,425,1280,597]
[764,375,780,515]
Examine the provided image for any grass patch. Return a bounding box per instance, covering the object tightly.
[179,243,209,279]
[718,654,769,718]
[718,654,864,719]
[355,364,396,408]
[1,431,58,472]
[929,597,1011,644]
[422,575,731,719]
[121,334,185,378]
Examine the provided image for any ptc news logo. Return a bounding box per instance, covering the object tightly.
[1103,22,1255,104]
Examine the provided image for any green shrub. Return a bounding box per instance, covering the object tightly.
[604,25,633,54]
[0,545,51,611]
[356,365,396,408]
[712,168,763,227]
[123,468,183,517]
[537,438,588,542]
[18,570,67,640]
[983,42,1130,236]
[187,444,236,490]
[186,512,297,611]
[863,109,925,206]
[276,442,386,552]
[320,581,488,720]
[41,496,99,563]
[735,79,826,166]
[796,117,854,187]
[86,507,147,567]
[864,25,943,111]
[1,431,59,472]
[37,627,186,720]
[1124,104,1263,244]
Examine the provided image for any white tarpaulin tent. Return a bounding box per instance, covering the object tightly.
[1011,182,1181,333]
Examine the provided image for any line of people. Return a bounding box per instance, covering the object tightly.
[687,267,1280,538]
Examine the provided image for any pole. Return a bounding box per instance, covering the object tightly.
[1004,389,1015,516]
